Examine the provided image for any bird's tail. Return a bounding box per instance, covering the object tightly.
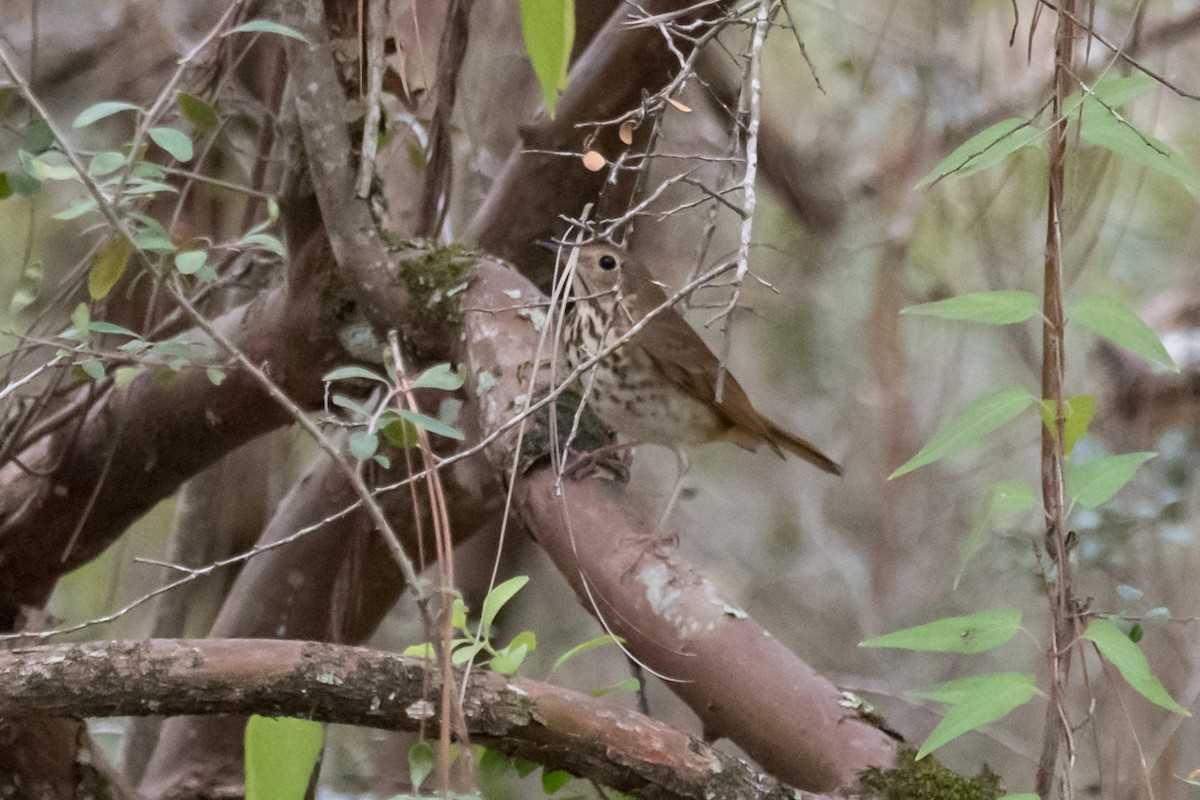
[763,421,843,475]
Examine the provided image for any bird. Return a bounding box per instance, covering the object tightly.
[560,242,842,476]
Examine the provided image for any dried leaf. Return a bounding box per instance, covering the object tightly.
[582,150,606,171]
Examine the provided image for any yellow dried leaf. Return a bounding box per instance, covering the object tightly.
[88,238,131,300]
[618,120,635,145]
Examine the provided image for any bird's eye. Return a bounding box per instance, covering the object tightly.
[598,255,618,271]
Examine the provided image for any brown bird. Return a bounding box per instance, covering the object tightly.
[561,242,842,475]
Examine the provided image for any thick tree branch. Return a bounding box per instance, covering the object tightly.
[0,639,797,800]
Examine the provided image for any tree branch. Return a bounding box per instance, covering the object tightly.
[0,639,798,800]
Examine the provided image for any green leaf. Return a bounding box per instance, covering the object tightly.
[0,172,10,200]
[113,366,142,390]
[411,362,466,391]
[10,260,42,314]
[479,576,529,636]
[494,633,537,671]
[19,150,77,181]
[542,769,572,794]
[52,198,99,221]
[240,232,287,257]
[1077,87,1200,196]
[860,608,1022,654]
[901,291,1039,325]
[890,387,1033,479]
[88,151,128,177]
[149,127,194,162]
[80,360,106,381]
[88,321,140,337]
[908,673,1041,758]
[71,303,91,346]
[73,100,140,128]
[207,367,226,386]
[1066,452,1155,509]
[322,365,389,383]
[403,642,435,659]
[397,407,464,441]
[7,171,40,197]
[551,634,622,674]
[382,417,419,449]
[1083,618,1190,716]
[174,249,208,275]
[177,93,219,135]
[1069,294,1177,372]
[227,20,309,41]
[22,116,53,154]
[349,431,379,460]
[916,117,1043,188]
[244,715,323,800]
[408,740,433,791]
[518,0,574,118]
[1039,395,1095,458]
[956,482,1036,587]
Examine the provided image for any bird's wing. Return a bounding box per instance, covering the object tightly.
[626,276,775,445]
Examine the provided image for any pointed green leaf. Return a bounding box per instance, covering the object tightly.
[206,367,226,386]
[1067,452,1155,509]
[72,100,140,128]
[957,481,1036,587]
[322,365,389,383]
[916,117,1043,188]
[244,716,323,800]
[19,150,78,181]
[901,291,1039,325]
[408,740,433,790]
[1070,294,1177,372]
[542,769,572,795]
[518,0,574,118]
[1083,618,1190,716]
[397,407,464,441]
[177,93,219,135]
[479,576,529,635]
[860,608,1022,654]
[1078,92,1200,196]
[149,127,194,162]
[491,640,531,674]
[551,634,622,674]
[908,673,1041,758]
[410,362,466,391]
[240,232,287,257]
[227,19,309,41]
[890,387,1033,478]
[88,321,140,337]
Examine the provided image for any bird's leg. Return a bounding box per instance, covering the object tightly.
[656,447,690,532]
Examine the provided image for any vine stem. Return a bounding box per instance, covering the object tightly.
[1035,1,1082,797]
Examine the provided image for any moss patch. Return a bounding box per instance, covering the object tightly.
[394,241,475,362]
[857,748,1003,800]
